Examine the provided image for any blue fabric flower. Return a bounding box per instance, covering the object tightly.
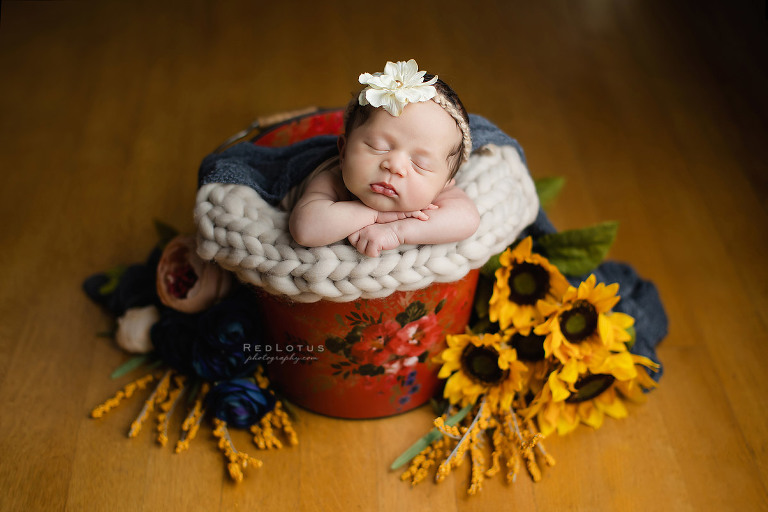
[150,310,199,375]
[191,291,263,381]
[207,378,276,428]
[82,248,161,317]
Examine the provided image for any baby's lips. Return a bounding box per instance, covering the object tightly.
[370,182,398,197]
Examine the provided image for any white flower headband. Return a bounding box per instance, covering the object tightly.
[358,59,438,116]
[357,59,473,164]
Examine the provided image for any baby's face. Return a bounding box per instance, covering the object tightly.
[339,101,462,213]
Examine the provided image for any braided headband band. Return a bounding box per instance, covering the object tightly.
[355,59,472,164]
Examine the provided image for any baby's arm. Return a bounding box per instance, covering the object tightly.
[375,206,436,223]
[289,170,379,247]
[348,185,480,257]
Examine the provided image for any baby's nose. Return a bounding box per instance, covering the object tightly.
[382,154,408,176]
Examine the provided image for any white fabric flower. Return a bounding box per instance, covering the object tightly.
[358,59,438,116]
[115,305,160,354]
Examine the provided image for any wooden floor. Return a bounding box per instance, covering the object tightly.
[2,1,767,510]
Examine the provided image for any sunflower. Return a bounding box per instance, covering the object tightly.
[504,328,550,396]
[437,332,527,412]
[535,274,633,365]
[488,237,569,333]
[523,353,658,436]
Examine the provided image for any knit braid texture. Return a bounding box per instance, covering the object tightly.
[431,92,472,164]
[194,144,539,303]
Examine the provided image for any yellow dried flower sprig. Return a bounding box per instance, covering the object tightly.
[467,427,486,495]
[400,437,453,486]
[251,401,298,450]
[129,370,173,438]
[398,398,555,494]
[434,415,462,438]
[525,417,556,468]
[91,365,297,484]
[156,375,186,446]
[435,401,487,483]
[90,373,155,418]
[507,406,553,482]
[175,382,209,454]
[485,419,504,478]
[213,418,263,483]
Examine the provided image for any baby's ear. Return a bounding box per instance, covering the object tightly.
[444,178,456,188]
[337,135,347,161]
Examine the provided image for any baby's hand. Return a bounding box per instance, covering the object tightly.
[348,224,403,257]
[375,204,438,223]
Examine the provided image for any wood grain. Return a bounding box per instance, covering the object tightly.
[1,1,766,510]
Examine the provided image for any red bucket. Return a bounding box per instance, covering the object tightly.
[247,109,479,418]
[257,270,479,418]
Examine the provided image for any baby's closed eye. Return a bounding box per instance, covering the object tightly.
[365,142,390,153]
[411,159,431,172]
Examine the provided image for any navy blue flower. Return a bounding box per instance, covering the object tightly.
[83,247,162,317]
[207,379,276,428]
[191,292,263,381]
[150,310,199,375]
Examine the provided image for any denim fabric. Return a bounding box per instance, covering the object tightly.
[198,134,340,206]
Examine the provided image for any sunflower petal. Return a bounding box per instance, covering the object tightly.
[548,371,570,402]
[598,314,615,346]
[578,401,604,429]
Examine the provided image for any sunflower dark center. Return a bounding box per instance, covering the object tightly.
[559,300,598,342]
[509,332,546,361]
[506,262,550,305]
[565,374,616,403]
[460,345,507,385]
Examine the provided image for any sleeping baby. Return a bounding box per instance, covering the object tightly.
[288,60,480,257]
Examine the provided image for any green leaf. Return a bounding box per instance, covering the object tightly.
[469,317,494,335]
[625,325,636,349]
[153,219,179,248]
[472,274,494,320]
[186,379,202,405]
[534,176,565,210]
[110,354,152,379]
[429,398,447,416]
[97,265,128,295]
[479,253,501,278]
[537,221,618,276]
[390,403,474,470]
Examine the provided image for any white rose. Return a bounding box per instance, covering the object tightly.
[115,305,160,353]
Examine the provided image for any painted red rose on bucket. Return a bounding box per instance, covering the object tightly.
[389,313,441,357]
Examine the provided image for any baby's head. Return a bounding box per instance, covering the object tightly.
[338,60,471,213]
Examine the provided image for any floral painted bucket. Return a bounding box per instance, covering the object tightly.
[239,109,480,418]
[256,270,479,418]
